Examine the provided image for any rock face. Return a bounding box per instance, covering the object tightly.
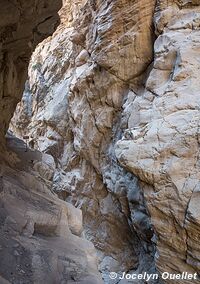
[0,1,102,283]
[11,0,159,282]
[0,0,62,142]
[10,0,200,283]
[116,1,200,283]
[0,133,102,284]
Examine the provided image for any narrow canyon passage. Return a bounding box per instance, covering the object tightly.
[1,0,200,284]
[9,0,158,282]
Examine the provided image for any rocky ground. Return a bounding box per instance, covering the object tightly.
[0,133,102,283]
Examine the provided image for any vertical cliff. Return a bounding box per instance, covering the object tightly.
[11,0,159,282]
[116,1,200,283]
[0,1,103,283]
[0,0,61,141]
[10,0,200,283]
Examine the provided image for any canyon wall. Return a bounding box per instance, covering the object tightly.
[116,1,200,283]
[11,0,200,283]
[0,0,61,141]
[11,0,159,282]
[0,0,102,283]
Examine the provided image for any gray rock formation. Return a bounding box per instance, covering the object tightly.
[1,133,102,283]
[116,1,200,283]
[0,0,61,141]
[10,0,200,284]
[0,0,103,283]
[11,0,159,282]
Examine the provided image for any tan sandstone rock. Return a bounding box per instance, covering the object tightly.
[116,1,200,283]
[0,0,103,283]
[11,0,200,283]
[11,0,160,283]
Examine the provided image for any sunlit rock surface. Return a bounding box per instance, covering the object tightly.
[11,0,160,282]
[116,1,200,283]
[0,0,102,283]
[11,0,200,284]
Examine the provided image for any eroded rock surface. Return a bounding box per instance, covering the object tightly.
[11,0,200,283]
[0,133,102,284]
[11,0,160,282]
[0,0,62,142]
[116,1,200,283]
[0,0,102,283]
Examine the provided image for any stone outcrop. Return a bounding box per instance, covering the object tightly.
[0,0,62,142]
[11,0,159,282]
[10,0,200,283]
[116,1,200,283]
[0,1,102,283]
[0,133,102,284]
